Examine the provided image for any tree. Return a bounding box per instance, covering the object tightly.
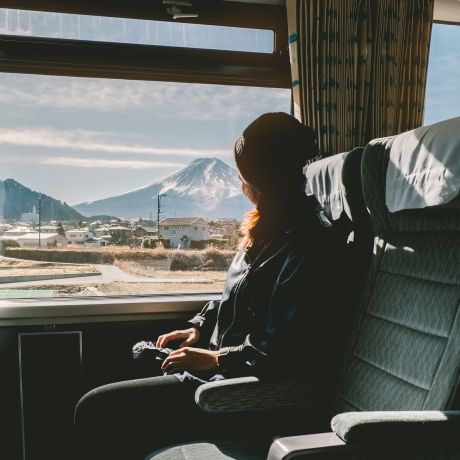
[57,222,66,237]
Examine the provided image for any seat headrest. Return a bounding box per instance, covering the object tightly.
[305,152,351,222]
[386,117,460,213]
[362,131,460,234]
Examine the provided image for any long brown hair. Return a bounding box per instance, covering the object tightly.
[238,191,311,250]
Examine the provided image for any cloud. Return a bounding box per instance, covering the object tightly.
[0,73,290,121]
[0,127,229,157]
[40,157,180,170]
[0,153,180,170]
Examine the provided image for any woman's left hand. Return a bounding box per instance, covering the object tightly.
[161,347,220,374]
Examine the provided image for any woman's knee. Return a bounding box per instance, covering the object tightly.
[75,375,192,427]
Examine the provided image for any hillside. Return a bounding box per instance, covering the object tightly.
[0,179,83,222]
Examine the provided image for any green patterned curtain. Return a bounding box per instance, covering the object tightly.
[287,0,434,156]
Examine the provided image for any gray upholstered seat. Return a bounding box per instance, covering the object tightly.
[147,123,460,459]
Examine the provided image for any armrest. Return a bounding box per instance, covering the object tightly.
[267,411,460,459]
[268,433,350,460]
[331,410,460,445]
[195,376,325,413]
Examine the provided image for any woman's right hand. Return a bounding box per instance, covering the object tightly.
[156,327,200,348]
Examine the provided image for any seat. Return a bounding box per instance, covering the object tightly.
[146,118,460,459]
[305,147,373,318]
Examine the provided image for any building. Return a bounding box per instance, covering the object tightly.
[107,225,133,244]
[35,225,59,234]
[0,224,13,236]
[20,206,39,225]
[15,232,67,248]
[65,229,94,244]
[132,225,157,238]
[83,236,108,247]
[159,217,209,249]
[3,227,32,238]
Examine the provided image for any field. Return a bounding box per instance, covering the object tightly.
[0,247,235,298]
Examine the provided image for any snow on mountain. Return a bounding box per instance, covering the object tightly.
[75,158,251,220]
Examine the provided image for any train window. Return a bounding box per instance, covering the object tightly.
[0,8,274,53]
[0,72,290,299]
[424,22,460,125]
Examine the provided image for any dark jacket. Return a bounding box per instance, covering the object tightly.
[189,195,345,379]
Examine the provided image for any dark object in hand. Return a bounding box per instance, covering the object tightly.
[132,341,173,362]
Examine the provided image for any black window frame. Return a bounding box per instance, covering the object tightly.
[0,0,290,88]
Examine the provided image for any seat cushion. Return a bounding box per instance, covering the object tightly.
[146,440,266,460]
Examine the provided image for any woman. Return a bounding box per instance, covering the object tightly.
[75,112,343,459]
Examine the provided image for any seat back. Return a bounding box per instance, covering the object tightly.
[305,147,372,245]
[335,126,460,414]
[305,148,373,313]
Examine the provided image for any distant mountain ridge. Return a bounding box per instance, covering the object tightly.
[75,158,251,220]
[0,179,83,222]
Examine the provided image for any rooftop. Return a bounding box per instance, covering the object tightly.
[160,217,208,226]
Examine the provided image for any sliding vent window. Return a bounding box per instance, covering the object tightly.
[0,8,274,53]
[0,72,290,299]
[424,23,460,125]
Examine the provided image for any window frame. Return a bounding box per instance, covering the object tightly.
[0,1,290,88]
[0,1,290,306]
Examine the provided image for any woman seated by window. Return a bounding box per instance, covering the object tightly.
[75,112,345,460]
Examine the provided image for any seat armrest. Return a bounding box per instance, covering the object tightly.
[268,433,350,460]
[331,410,460,445]
[195,376,325,413]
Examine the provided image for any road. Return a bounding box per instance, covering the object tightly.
[0,264,207,288]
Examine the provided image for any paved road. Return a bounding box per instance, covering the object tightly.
[0,264,205,288]
[0,264,145,288]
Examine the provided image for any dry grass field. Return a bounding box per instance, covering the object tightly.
[0,247,234,298]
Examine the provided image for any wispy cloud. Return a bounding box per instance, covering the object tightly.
[40,157,180,170]
[0,128,229,157]
[0,153,180,170]
[0,74,290,121]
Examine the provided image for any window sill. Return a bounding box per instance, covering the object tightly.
[0,292,221,326]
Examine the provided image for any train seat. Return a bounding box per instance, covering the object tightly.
[146,117,460,459]
[305,146,373,309]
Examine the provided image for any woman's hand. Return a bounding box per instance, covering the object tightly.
[161,347,220,374]
[156,327,200,348]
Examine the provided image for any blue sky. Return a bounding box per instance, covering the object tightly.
[0,10,459,206]
[425,23,460,125]
[0,9,290,205]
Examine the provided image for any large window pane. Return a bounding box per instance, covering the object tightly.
[0,73,290,299]
[0,8,274,53]
[424,23,460,125]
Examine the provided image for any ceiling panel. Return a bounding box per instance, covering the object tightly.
[434,0,460,23]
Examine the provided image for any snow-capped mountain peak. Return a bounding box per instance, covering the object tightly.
[75,157,250,219]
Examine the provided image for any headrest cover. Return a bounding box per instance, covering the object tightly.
[305,152,351,221]
[386,117,460,213]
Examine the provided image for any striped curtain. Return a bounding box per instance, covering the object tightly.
[287,0,434,156]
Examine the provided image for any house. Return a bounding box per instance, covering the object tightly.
[0,224,13,236]
[107,225,133,244]
[3,227,32,237]
[15,232,67,248]
[65,229,94,244]
[159,217,209,249]
[132,225,157,238]
[83,236,108,247]
[35,225,59,234]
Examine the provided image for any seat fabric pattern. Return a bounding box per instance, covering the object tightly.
[336,137,460,414]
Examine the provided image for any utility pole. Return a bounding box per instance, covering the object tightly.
[157,194,165,240]
[38,194,42,248]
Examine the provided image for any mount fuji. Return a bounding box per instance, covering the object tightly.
[75,158,251,220]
